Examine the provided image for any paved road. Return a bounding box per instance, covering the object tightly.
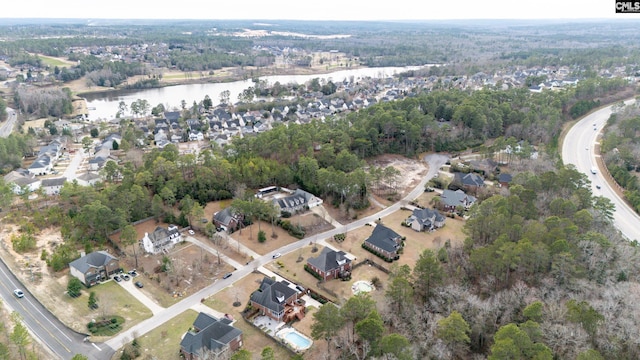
[104,153,450,353]
[562,98,639,241]
[0,107,17,138]
[0,256,114,360]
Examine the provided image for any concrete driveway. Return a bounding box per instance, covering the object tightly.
[114,277,164,315]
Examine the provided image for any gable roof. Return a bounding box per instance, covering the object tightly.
[250,277,297,314]
[213,208,237,227]
[409,208,445,226]
[365,224,401,253]
[441,189,477,208]
[41,177,67,187]
[180,312,242,356]
[69,251,117,273]
[454,172,485,187]
[307,247,351,273]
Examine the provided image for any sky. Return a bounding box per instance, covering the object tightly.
[1,0,636,21]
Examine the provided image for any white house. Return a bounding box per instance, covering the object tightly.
[76,172,102,187]
[41,177,66,195]
[141,225,182,254]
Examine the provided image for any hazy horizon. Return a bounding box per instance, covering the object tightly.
[2,0,637,22]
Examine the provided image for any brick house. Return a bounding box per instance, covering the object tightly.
[69,251,120,287]
[306,247,352,281]
[250,277,301,322]
[180,312,243,360]
[363,224,403,260]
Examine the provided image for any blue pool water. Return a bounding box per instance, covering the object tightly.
[284,331,312,349]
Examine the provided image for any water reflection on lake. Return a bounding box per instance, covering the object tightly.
[84,65,432,120]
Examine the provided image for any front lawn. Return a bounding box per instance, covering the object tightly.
[135,309,199,360]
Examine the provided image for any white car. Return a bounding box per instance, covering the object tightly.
[272,253,282,259]
[188,230,195,235]
[13,289,24,298]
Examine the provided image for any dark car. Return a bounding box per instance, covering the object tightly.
[128,270,138,277]
[222,272,233,279]
[113,275,122,282]
[134,281,143,288]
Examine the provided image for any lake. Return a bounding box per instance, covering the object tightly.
[84,65,435,120]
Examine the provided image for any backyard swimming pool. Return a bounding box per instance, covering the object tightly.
[352,280,375,295]
[277,328,313,351]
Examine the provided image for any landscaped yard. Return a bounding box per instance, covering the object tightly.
[202,272,294,359]
[55,279,152,337]
[135,309,199,360]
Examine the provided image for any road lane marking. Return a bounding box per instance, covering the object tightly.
[92,343,101,351]
[24,298,72,342]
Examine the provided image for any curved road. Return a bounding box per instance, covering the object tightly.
[562,99,639,241]
[0,256,113,360]
[0,107,17,138]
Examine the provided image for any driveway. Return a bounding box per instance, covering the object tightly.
[115,278,164,315]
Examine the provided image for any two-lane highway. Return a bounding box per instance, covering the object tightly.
[562,98,639,241]
[0,107,17,138]
[0,256,114,360]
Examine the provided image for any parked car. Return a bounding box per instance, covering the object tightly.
[272,253,282,259]
[188,229,195,235]
[113,275,122,282]
[122,274,130,281]
[128,270,138,277]
[596,185,601,189]
[134,281,143,288]
[222,272,233,279]
[13,289,24,298]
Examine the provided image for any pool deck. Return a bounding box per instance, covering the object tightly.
[253,315,285,335]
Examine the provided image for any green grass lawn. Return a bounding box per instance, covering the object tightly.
[136,309,199,360]
[67,281,153,336]
[37,54,72,67]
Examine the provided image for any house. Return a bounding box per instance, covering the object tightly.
[498,173,513,188]
[141,225,181,254]
[453,172,485,191]
[4,169,41,194]
[213,208,242,232]
[250,277,301,322]
[69,251,120,287]
[76,172,102,187]
[406,208,445,232]
[41,177,66,195]
[363,224,403,260]
[28,155,53,176]
[272,188,323,215]
[180,312,243,360]
[440,189,477,212]
[306,247,352,281]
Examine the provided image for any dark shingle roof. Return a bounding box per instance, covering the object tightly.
[250,277,297,314]
[365,224,401,253]
[180,312,242,356]
[307,247,351,273]
[69,251,117,273]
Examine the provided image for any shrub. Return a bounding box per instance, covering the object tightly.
[67,277,83,298]
[258,230,267,243]
[304,264,323,280]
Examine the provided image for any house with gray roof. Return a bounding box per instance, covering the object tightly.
[250,277,299,322]
[41,177,66,195]
[212,207,242,232]
[306,247,352,281]
[141,225,181,254]
[363,224,403,260]
[440,189,477,212]
[4,169,41,194]
[69,251,120,287]
[180,312,243,360]
[406,208,445,232]
[453,172,485,191]
[272,188,323,215]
